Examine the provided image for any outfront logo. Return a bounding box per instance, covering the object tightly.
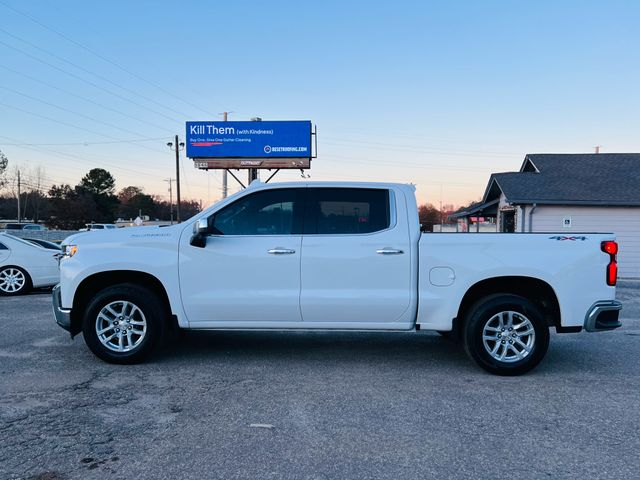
[264,145,272,154]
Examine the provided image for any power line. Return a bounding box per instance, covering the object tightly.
[0,134,167,182]
[0,39,183,124]
[0,0,227,115]
[1,139,166,168]
[0,64,175,134]
[0,86,169,150]
[322,137,517,158]
[319,153,501,172]
[0,101,170,159]
[324,126,521,151]
[0,138,166,146]
[1,138,196,202]
[0,27,193,119]
[0,101,109,138]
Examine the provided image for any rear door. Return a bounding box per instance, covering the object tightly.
[300,187,413,326]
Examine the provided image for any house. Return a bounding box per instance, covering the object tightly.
[451,153,640,278]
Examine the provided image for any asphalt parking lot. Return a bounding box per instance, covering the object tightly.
[1,282,639,480]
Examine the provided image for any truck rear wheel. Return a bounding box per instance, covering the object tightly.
[463,294,549,376]
[82,283,166,364]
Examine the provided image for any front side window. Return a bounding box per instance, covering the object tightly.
[306,188,391,234]
[210,188,302,235]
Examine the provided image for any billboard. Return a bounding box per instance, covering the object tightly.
[186,120,312,160]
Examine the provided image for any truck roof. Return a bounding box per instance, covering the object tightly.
[247,180,416,191]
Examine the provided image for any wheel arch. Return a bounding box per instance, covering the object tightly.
[69,270,173,337]
[456,276,561,331]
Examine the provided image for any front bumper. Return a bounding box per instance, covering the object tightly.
[52,284,72,332]
[584,300,622,332]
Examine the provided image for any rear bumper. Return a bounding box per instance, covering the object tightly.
[584,300,622,332]
[52,284,72,332]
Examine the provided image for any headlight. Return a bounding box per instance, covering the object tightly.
[63,245,78,259]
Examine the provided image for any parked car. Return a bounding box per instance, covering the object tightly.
[2,223,48,231]
[53,181,622,375]
[0,233,60,295]
[24,238,62,250]
[79,224,117,231]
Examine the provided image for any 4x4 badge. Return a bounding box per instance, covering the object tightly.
[548,236,587,241]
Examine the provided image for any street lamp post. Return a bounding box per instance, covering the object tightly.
[167,136,185,222]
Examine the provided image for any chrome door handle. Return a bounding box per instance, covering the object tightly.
[268,248,296,255]
[376,248,404,255]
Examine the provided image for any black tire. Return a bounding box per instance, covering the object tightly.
[463,294,550,376]
[82,283,166,364]
[0,266,32,296]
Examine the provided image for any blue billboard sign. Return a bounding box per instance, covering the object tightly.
[186,120,312,159]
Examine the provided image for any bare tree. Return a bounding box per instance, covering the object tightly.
[0,150,7,190]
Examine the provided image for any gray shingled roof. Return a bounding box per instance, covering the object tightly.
[482,153,640,206]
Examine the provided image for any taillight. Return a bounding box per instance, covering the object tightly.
[601,241,618,286]
[602,241,618,255]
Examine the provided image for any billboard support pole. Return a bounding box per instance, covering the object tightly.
[264,169,280,183]
[248,116,262,184]
[221,112,230,198]
[225,169,246,189]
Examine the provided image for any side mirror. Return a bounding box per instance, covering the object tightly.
[195,218,208,234]
[190,218,209,248]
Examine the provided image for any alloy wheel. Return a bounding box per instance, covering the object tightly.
[95,300,148,353]
[482,310,536,363]
[0,268,26,294]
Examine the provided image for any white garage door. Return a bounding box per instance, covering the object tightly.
[530,206,640,279]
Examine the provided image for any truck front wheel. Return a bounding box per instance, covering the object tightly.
[82,284,166,364]
[463,294,549,376]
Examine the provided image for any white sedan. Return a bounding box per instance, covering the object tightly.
[0,233,60,295]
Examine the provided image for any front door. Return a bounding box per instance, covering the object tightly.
[501,210,515,233]
[179,188,304,324]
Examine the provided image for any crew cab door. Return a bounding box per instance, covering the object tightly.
[179,188,304,324]
[300,187,413,326]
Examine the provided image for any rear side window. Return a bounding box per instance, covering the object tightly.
[305,188,390,234]
[0,241,7,250]
[211,188,303,235]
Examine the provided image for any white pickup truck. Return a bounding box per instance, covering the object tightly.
[53,181,622,375]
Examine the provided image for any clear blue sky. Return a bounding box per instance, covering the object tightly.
[1,0,638,208]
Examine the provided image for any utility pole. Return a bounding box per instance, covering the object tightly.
[174,134,181,222]
[164,178,174,225]
[220,111,232,198]
[439,184,444,228]
[16,170,21,224]
[167,137,185,222]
